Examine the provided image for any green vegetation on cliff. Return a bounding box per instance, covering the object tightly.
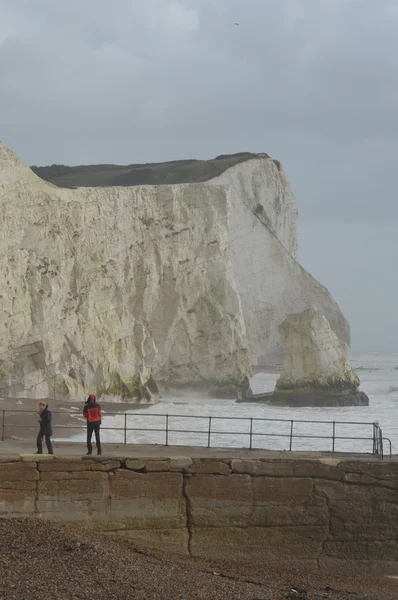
[30,152,265,188]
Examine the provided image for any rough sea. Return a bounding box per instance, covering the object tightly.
[63,352,398,456]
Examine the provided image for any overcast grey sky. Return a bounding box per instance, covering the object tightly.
[1,0,397,351]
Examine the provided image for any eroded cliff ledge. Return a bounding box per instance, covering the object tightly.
[0,142,349,400]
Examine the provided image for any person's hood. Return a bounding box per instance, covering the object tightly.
[88,394,96,404]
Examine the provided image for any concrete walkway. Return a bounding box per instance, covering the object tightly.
[0,439,396,461]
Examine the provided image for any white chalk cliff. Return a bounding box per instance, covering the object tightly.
[0,142,349,400]
[272,308,368,406]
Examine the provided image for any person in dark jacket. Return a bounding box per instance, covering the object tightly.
[83,394,102,455]
[36,401,53,454]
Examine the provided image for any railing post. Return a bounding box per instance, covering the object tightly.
[207,416,212,448]
[249,418,253,450]
[379,426,384,460]
[124,413,127,444]
[1,409,5,441]
[332,421,336,453]
[374,422,379,457]
[289,420,294,451]
[165,414,169,446]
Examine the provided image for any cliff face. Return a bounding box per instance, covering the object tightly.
[0,142,349,399]
[210,159,349,366]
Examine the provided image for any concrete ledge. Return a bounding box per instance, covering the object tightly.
[21,454,56,462]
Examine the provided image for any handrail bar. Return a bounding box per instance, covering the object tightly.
[0,408,381,426]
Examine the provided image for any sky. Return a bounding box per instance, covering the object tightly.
[0,0,397,351]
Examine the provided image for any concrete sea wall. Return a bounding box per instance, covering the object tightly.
[1,454,397,572]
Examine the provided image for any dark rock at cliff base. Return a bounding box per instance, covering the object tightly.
[207,383,240,399]
[265,390,369,407]
[237,390,369,407]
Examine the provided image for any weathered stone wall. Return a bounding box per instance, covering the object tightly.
[1,455,397,572]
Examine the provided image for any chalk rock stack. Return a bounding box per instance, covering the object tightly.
[271,308,368,406]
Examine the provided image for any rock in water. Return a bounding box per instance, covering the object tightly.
[270,308,369,406]
[0,142,349,400]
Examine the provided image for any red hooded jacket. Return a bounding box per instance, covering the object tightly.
[83,394,102,423]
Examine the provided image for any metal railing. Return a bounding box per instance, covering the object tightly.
[0,409,392,458]
[373,421,392,460]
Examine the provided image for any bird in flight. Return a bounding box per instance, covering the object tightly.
[234,22,239,26]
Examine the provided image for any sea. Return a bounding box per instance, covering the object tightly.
[65,352,398,456]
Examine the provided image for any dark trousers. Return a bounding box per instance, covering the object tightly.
[37,428,53,454]
[87,422,101,454]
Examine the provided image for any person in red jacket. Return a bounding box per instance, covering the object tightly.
[83,394,102,455]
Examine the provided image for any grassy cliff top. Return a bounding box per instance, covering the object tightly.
[30,152,269,188]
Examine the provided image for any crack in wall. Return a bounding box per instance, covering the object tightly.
[182,473,193,556]
[313,482,332,568]
[34,463,40,516]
